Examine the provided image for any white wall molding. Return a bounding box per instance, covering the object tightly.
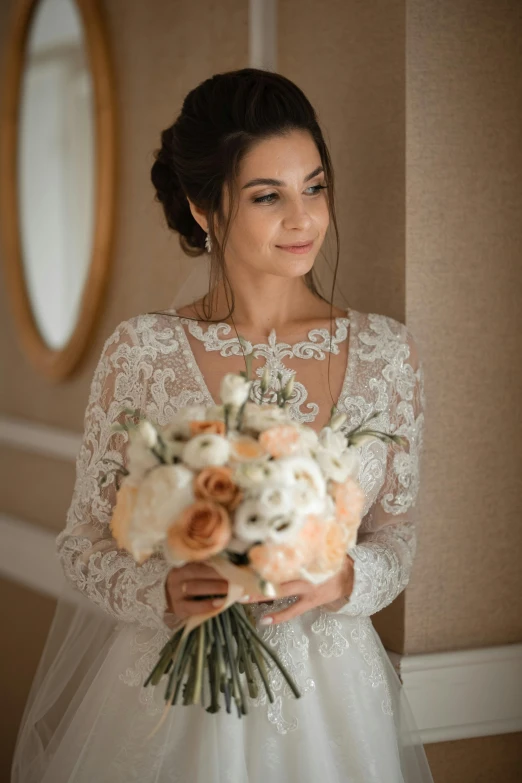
[0,511,521,745]
[0,414,80,462]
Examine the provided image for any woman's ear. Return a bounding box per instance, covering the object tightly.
[186,197,208,233]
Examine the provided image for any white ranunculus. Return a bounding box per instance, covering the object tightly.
[233,459,282,491]
[318,426,347,457]
[277,455,327,498]
[242,403,290,433]
[220,373,252,406]
[126,422,161,483]
[265,511,306,544]
[297,425,319,451]
[292,483,325,515]
[163,405,207,439]
[128,464,194,560]
[257,485,294,517]
[234,500,273,543]
[317,447,361,483]
[205,404,225,421]
[182,432,230,470]
[162,438,185,464]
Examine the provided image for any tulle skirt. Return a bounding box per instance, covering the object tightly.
[12,586,434,783]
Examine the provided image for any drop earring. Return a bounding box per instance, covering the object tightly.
[205,231,212,253]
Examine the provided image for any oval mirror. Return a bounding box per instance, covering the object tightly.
[1,0,116,381]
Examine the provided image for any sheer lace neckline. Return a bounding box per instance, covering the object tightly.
[168,307,351,353]
[166,307,357,430]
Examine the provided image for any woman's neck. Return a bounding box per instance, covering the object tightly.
[182,280,346,336]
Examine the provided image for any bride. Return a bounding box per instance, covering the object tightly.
[12,67,434,782]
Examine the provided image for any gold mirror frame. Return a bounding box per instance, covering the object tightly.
[0,0,116,382]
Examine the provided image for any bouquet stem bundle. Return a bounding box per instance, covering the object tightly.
[144,605,300,718]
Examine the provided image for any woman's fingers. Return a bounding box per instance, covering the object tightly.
[175,579,229,599]
[174,597,227,618]
[260,596,310,626]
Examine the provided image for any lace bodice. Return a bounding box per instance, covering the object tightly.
[56,304,425,639]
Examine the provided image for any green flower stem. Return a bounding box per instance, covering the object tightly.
[230,611,259,699]
[165,633,191,703]
[237,620,274,704]
[232,606,301,700]
[220,611,247,716]
[171,634,197,706]
[144,628,184,687]
[212,617,227,687]
[192,624,206,705]
[206,648,221,714]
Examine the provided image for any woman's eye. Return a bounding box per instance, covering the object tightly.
[253,184,327,204]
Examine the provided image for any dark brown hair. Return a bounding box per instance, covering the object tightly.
[149,67,342,323]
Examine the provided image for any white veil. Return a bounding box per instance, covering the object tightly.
[10,261,212,782]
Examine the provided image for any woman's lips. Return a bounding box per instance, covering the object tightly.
[277,241,314,254]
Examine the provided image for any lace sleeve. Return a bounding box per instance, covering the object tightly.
[55,320,173,630]
[327,327,425,617]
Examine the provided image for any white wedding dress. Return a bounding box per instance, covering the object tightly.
[12,305,434,783]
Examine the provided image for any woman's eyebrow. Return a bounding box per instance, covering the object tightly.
[241,166,324,190]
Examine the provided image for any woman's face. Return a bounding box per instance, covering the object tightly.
[196,130,330,281]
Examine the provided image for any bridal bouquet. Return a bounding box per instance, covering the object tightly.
[104,359,405,734]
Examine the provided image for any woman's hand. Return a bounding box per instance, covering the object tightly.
[240,554,355,626]
[165,562,229,619]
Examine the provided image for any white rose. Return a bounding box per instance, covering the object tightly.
[220,373,252,406]
[163,405,207,439]
[128,464,194,561]
[317,448,361,483]
[182,432,230,470]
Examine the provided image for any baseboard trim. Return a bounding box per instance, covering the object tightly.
[0,511,521,746]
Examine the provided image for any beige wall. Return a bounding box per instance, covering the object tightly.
[406,0,522,653]
[1,0,521,780]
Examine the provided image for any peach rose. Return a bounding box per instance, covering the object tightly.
[229,433,267,463]
[300,517,351,582]
[320,520,349,572]
[249,542,306,584]
[258,425,301,458]
[194,466,243,510]
[109,480,138,553]
[165,500,232,563]
[332,476,365,529]
[189,419,226,436]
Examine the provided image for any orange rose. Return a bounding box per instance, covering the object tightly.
[165,500,232,562]
[189,420,226,436]
[109,481,138,553]
[258,425,301,458]
[194,466,243,510]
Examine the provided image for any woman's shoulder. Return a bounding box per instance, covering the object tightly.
[349,307,421,369]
